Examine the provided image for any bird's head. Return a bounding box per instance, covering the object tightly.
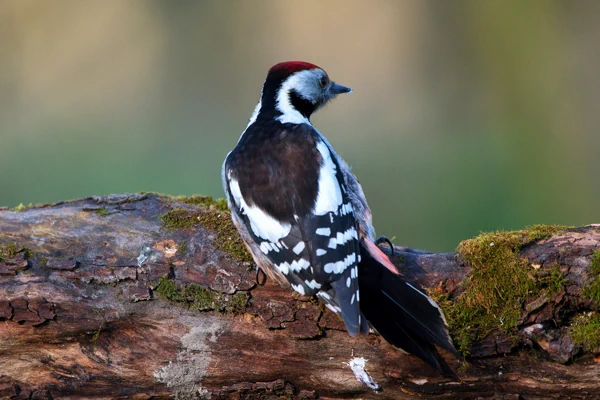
[254,61,352,124]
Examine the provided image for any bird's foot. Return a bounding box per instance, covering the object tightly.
[375,236,394,256]
[256,266,267,286]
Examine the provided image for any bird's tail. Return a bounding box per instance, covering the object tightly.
[358,243,459,376]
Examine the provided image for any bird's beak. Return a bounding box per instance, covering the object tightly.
[330,82,353,95]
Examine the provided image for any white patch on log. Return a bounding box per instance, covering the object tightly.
[153,315,223,399]
[137,246,153,267]
[348,357,380,390]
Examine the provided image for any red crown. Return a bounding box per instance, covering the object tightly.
[268,61,320,75]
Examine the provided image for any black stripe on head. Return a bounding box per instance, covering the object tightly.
[259,66,321,121]
[290,89,317,119]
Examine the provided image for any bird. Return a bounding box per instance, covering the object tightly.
[222,61,458,374]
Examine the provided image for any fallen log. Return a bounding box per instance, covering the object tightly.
[0,193,598,399]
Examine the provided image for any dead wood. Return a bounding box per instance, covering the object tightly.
[0,193,599,399]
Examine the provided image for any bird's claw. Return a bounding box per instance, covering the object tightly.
[256,266,267,286]
[375,236,394,256]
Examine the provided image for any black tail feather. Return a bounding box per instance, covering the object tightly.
[358,244,459,374]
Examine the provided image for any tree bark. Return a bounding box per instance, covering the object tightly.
[0,193,598,399]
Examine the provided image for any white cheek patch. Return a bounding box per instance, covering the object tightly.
[313,141,343,216]
[228,175,292,242]
[275,69,322,125]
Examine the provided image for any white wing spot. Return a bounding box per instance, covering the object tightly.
[328,238,337,249]
[323,253,356,274]
[305,279,322,289]
[316,248,327,256]
[339,202,353,216]
[292,242,306,255]
[276,262,290,275]
[325,303,342,314]
[326,227,357,249]
[260,242,269,254]
[351,293,355,304]
[316,227,331,236]
[291,283,305,295]
[346,277,351,288]
[289,258,310,272]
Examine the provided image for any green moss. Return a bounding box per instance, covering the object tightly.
[0,243,21,259]
[160,208,201,231]
[184,283,219,310]
[93,208,110,217]
[582,250,600,303]
[523,224,570,242]
[161,207,252,263]
[9,202,52,212]
[226,292,249,313]
[0,242,32,260]
[540,265,568,295]
[91,324,103,350]
[569,312,600,351]
[196,211,253,263]
[178,240,188,254]
[173,194,229,211]
[160,208,200,231]
[155,276,186,302]
[155,277,248,313]
[433,224,568,356]
[591,251,600,275]
[10,203,33,212]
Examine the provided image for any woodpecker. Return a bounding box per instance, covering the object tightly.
[222,61,457,373]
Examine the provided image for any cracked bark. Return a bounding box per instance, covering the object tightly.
[0,193,599,399]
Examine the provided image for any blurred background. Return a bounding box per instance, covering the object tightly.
[1,0,599,252]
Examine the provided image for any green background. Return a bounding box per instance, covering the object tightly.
[1,1,598,252]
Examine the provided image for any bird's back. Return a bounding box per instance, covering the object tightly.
[225,123,322,223]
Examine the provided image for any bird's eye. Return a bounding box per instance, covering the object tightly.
[319,76,329,88]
